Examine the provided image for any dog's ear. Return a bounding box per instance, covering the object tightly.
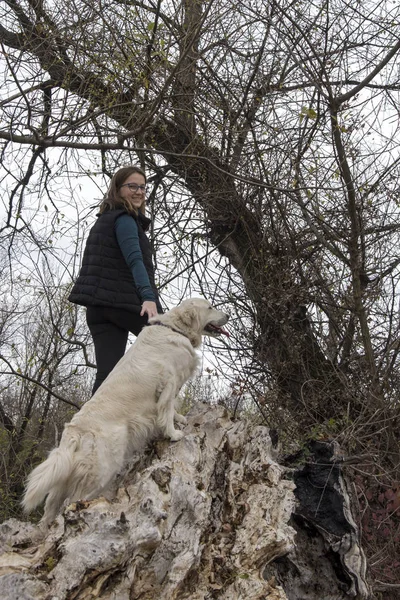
[178,307,201,331]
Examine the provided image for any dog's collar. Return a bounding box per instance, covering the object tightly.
[148,321,191,341]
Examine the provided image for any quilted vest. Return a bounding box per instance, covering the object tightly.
[68,209,162,313]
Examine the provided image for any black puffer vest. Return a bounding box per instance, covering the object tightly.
[68,209,162,313]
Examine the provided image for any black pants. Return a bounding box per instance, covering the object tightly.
[86,306,149,395]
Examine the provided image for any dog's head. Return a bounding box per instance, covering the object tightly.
[182,298,229,338]
[153,298,229,347]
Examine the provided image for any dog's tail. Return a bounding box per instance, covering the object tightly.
[22,436,78,513]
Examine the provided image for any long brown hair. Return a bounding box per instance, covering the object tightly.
[98,166,147,215]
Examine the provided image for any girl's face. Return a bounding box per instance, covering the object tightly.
[119,172,146,211]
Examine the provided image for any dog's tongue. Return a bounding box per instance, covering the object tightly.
[212,324,230,337]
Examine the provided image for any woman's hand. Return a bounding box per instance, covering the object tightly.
[140,301,158,319]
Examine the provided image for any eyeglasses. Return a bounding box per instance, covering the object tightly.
[120,183,147,193]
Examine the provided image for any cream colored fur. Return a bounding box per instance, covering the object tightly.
[22,298,228,528]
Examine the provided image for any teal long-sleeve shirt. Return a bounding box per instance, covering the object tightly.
[114,214,156,303]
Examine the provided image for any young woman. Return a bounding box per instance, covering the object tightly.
[69,166,163,394]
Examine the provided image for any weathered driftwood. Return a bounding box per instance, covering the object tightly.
[0,403,369,599]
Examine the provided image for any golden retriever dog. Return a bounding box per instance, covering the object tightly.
[22,298,229,528]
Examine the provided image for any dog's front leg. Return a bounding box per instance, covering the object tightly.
[174,410,187,425]
[157,381,184,441]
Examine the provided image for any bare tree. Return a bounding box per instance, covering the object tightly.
[0,252,92,517]
[1,0,400,589]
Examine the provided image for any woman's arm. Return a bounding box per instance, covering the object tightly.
[115,214,158,317]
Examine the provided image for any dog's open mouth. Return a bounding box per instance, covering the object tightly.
[204,322,230,337]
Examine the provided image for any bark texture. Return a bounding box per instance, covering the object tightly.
[0,404,369,599]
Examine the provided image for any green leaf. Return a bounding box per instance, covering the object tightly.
[300,106,317,121]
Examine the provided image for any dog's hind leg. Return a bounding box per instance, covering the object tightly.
[157,381,183,441]
[40,487,68,530]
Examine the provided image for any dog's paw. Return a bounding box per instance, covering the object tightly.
[169,430,184,442]
[174,413,188,425]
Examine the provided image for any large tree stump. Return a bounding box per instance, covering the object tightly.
[0,404,369,599]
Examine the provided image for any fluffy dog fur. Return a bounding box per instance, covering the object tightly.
[22,298,229,528]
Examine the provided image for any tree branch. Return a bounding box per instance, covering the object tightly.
[336,38,400,104]
[0,355,81,410]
